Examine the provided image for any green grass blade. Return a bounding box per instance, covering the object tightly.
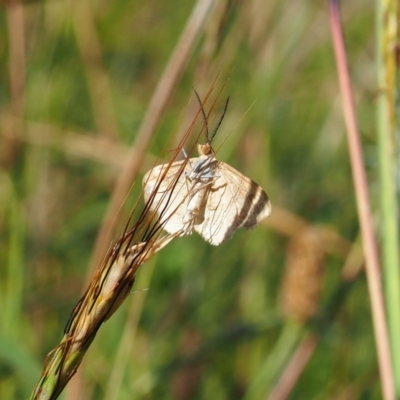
[376,0,400,394]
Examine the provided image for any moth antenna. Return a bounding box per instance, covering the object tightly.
[209,96,230,143]
[193,87,210,141]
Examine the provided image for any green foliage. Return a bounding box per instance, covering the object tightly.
[0,1,386,399]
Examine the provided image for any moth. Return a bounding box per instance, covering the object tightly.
[142,97,271,246]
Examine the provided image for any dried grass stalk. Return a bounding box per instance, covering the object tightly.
[31,225,177,399]
[31,86,261,399]
[30,143,193,399]
[30,87,219,400]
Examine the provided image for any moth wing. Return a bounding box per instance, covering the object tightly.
[194,162,271,245]
[143,159,195,234]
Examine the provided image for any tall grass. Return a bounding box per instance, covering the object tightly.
[0,1,389,399]
[376,0,400,394]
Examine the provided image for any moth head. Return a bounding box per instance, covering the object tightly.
[197,143,213,157]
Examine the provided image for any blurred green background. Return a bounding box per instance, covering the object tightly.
[0,0,384,399]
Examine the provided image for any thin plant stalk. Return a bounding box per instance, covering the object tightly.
[267,334,318,400]
[376,0,400,393]
[88,0,217,276]
[30,137,192,399]
[30,228,177,400]
[329,1,395,399]
[103,258,156,399]
[30,92,220,399]
[243,321,303,400]
[68,0,119,141]
[267,234,365,400]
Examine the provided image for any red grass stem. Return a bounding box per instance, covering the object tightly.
[328,1,394,399]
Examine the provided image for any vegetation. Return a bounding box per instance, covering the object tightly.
[0,0,397,399]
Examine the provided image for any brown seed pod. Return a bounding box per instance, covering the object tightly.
[280,228,325,323]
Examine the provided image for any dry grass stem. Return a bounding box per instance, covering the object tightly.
[31,89,237,399]
[89,0,217,276]
[269,228,366,400]
[31,228,177,400]
[0,116,132,168]
[265,205,352,259]
[267,334,318,400]
[30,126,208,398]
[68,0,119,140]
